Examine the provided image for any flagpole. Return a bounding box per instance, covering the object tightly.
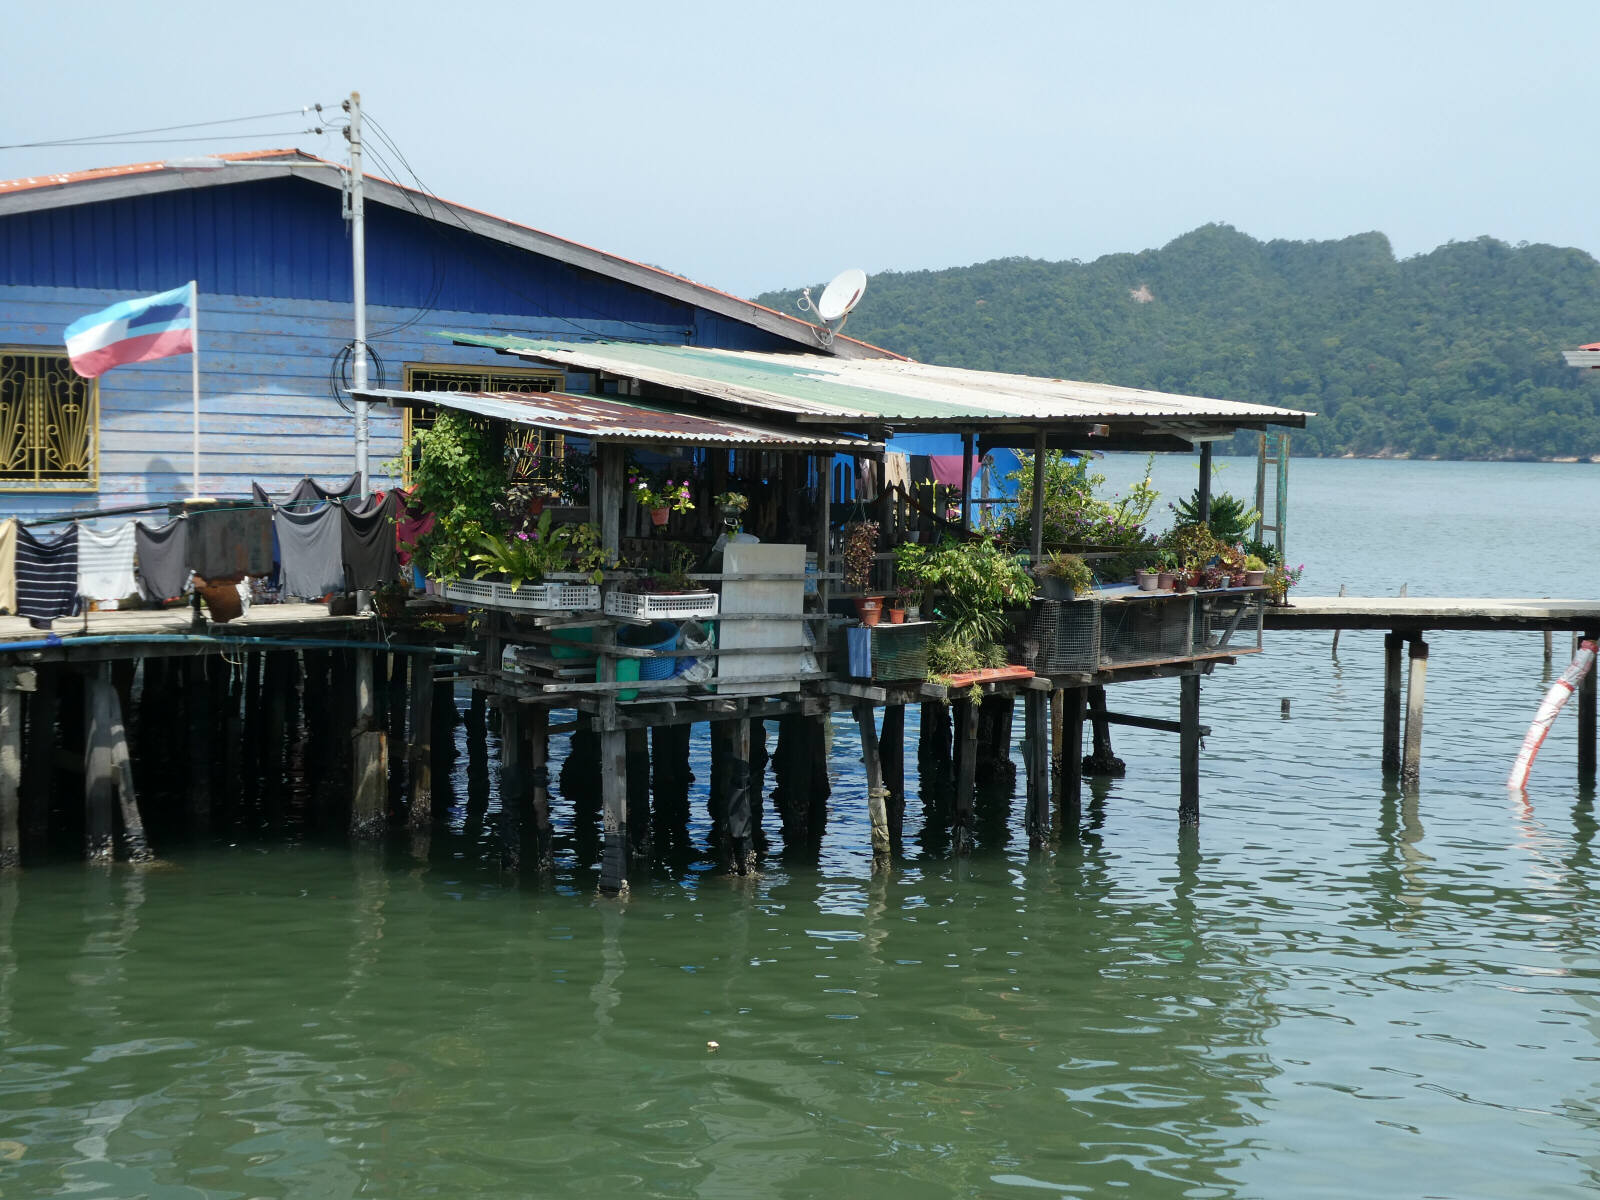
[189,279,201,499]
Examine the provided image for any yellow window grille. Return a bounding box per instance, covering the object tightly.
[401,363,566,488]
[0,348,99,491]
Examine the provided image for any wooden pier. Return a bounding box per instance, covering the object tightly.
[1266,596,1600,785]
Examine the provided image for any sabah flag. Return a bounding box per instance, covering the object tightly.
[64,283,196,378]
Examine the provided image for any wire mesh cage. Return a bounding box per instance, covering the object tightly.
[1037,599,1100,673]
[1099,595,1195,668]
[1193,592,1265,656]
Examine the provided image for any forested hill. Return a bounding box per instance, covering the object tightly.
[754,225,1600,460]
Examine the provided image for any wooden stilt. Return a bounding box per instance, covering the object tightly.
[350,648,387,839]
[727,719,754,873]
[1401,637,1428,788]
[102,678,151,863]
[0,686,22,869]
[625,727,650,861]
[599,728,629,896]
[1179,674,1201,826]
[749,717,768,851]
[1382,631,1403,774]
[854,703,890,862]
[1581,630,1597,788]
[84,666,115,863]
[407,660,434,829]
[879,704,906,848]
[805,713,831,842]
[528,703,553,870]
[1085,686,1124,776]
[1024,688,1051,847]
[1062,686,1084,835]
[650,721,691,848]
[1049,687,1063,822]
[187,658,211,828]
[499,701,525,871]
[953,698,978,854]
[24,666,57,850]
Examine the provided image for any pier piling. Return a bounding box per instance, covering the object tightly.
[84,666,115,863]
[1580,630,1597,787]
[1382,632,1403,774]
[1179,675,1200,826]
[1061,686,1085,834]
[351,648,387,839]
[1401,637,1429,788]
[853,702,890,862]
[0,683,21,869]
[953,698,978,854]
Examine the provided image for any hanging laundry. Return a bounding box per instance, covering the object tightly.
[187,505,274,580]
[854,455,878,502]
[341,491,402,590]
[15,525,79,629]
[78,522,138,601]
[274,505,345,600]
[0,518,15,614]
[395,493,435,568]
[284,473,360,509]
[883,452,911,497]
[136,517,190,601]
[929,455,981,488]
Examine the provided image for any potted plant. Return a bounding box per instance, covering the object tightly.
[468,511,611,590]
[894,584,919,620]
[1154,549,1179,590]
[1135,562,1160,591]
[713,490,749,527]
[1265,561,1303,605]
[1243,553,1267,587]
[632,475,695,526]
[1034,550,1094,600]
[841,520,881,622]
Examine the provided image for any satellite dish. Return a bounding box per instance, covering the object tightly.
[817,268,867,322]
[798,268,868,346]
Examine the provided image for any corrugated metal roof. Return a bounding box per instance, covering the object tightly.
[445,334,1313,431]
[356,388,879,451]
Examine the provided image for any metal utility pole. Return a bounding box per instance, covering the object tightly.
[343,90,369,493]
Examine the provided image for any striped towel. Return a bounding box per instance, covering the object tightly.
[78,521,138,601]
[16,525,78,629]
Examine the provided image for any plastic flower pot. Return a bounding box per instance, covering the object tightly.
[650,507,670,526]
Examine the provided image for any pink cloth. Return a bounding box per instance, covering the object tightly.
[395,502,435,567]
[929,455,980,488]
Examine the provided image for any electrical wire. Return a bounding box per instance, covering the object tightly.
[1,108,318,150]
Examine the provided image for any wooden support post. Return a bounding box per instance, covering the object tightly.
[407,660,434,830]
[626,727,650,861]
[0,688,20,869]
[1544,630,1554,667]
[854,703,890,862]
[187,658,211,828]
[84,666,115,863]
[749,717,768,852]
[1062,686,1084,835]
[960,430,975,532]
[499,700,525,871]
[1197,442,1213,526]
[1179,674,1201,827]
[351,648,387,839]
[815,452,832,615]
[806,713,831,843]
[1029,430,1046,560]
[727,719,754,873]
[953,698,978,854]
[24,666,57,849]
[1049,687,1063,821]
[1023,688,1051,848]
[528,704,553,870]
[1085,686,1123,775]
[880,704,906,848]
[102,679,151,863]
[1401,636,1429,788]
[1382,631,1403,774]
[1579,632,1597,787]
[599,728,629,896]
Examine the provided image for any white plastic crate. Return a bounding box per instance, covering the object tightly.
[440,578,601,612]
[603,590,719,620]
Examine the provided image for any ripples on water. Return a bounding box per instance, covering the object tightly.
[3,459,1600,1197]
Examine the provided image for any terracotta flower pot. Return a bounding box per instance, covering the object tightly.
[887,607,906,624]
[854,596,884,627]
[1245,569,1266,587]
[1158,571,1177,589]
[650,507,670,526]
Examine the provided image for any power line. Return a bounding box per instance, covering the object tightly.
[0,108,324,151]
[5,131,319,149]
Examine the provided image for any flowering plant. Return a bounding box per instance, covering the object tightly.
[632,475,694,513]
[1265,562,1303,604]
[469,512,611,589]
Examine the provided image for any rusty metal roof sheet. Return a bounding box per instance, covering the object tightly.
[445,334,1313,433]
[356,388,879,451]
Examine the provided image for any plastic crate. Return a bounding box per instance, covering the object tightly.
[440,578,600,612]
[604,590,719,620]
[868,620,931,681]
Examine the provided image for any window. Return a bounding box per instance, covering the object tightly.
[0,348,98,490]
[401,363,566,488]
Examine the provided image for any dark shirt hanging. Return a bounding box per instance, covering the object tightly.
[273,505,345,599]
[341,492,402,591]
[15,525,79,629]
[136,517,190,601]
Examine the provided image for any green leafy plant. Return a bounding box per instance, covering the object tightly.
[399,411,507,581]
[1243,553,1266,572]
[921,537,1035,645]
[468,512,612,589]
[712,491,748,512]
[1005,452,1159,549]
[1160,522,1222,570]
[1034,550,1094,596]
[1171,489,1261,544]
[632,475,694,513]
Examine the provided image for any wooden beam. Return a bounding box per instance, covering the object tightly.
[1102,710,1211,737]
[1179,674,1201,826]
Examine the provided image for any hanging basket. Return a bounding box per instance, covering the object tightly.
[650,507,670,526]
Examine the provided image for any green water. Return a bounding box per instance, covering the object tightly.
[5,457,1600,1197]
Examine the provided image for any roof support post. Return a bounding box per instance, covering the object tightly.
[1198,442,1213,527]
[1029,430,1046,561]
[960,431,974,533]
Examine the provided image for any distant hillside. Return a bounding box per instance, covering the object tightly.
[756,225,1600,460]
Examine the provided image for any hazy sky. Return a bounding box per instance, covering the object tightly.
[5,0,1595,299]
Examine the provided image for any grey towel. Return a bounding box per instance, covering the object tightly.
[341,492,401,591]
[136,518,190,601]
[16,525,78,628]
[285,474,360,510]
[274,505,345,599]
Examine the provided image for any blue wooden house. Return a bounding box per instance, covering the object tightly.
[0,148,888,519]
